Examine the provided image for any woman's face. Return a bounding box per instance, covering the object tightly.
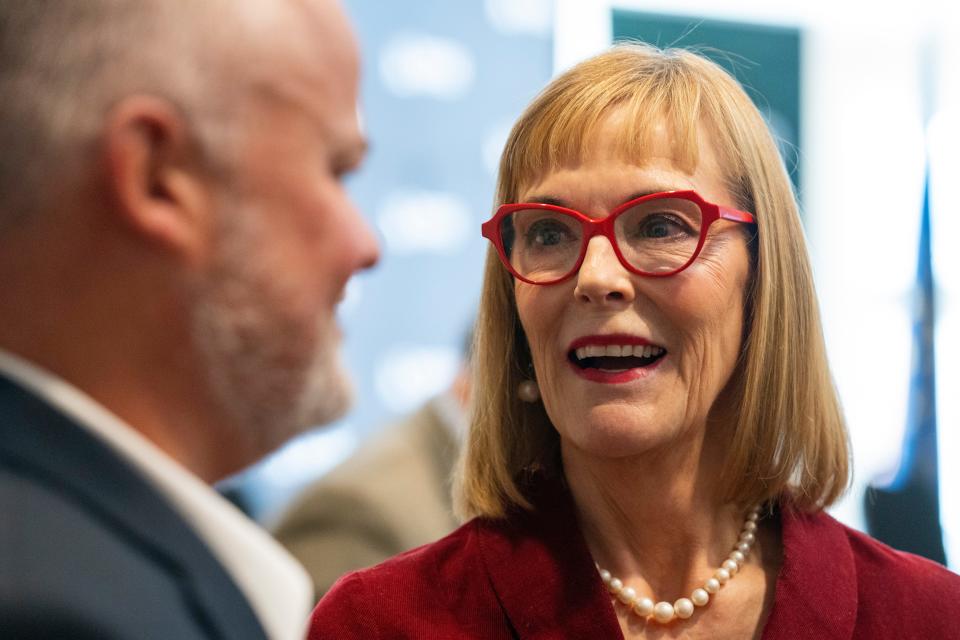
[514,113,752,459]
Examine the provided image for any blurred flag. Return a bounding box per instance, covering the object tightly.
[864,167,947,564]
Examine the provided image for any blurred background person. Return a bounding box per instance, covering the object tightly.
[0,1,377,638]
[273,357,470,597]
[310,43,960,639]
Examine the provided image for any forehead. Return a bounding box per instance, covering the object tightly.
[517,110,729,202]
[245,0,361,131]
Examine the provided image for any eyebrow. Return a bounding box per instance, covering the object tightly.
[525,195,569,206]
[522,189,675,208]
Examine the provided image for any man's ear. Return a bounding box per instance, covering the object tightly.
[102,96,217,264]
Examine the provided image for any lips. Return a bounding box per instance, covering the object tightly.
[567,334,667,384]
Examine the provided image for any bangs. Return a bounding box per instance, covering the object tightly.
[498,47,710,202]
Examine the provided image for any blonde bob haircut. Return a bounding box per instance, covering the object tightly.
[456,43,849,520]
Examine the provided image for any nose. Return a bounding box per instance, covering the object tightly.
[348,203,380,272]
[573,235,635,305]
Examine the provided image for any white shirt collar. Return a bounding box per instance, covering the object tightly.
[0,349,312,640]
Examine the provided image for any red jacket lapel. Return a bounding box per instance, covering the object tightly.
[477,480,624,639]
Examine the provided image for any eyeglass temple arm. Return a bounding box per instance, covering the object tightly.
[719,206,755,225]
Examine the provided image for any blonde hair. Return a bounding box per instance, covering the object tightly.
[456,43,849,519]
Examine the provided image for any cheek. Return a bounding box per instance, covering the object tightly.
[274,180,347,279]
[514,286,542,356]
[667,259,748,408]
[514,285,561,377]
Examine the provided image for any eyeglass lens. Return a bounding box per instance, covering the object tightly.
[500,197,703,282]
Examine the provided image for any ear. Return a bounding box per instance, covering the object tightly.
[101,96,216,264]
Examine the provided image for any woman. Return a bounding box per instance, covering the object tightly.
[310,44,960,639]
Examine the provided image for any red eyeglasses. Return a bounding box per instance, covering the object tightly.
[481,190,755,285]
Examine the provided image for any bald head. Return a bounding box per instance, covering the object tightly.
[0,0,358,229]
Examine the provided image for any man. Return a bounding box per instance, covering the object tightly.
[273,369,469,597]
[0,1,378,638]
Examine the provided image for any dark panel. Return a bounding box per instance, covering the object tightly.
[613,10,801,193]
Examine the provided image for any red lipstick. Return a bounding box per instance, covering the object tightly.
[566,333,665,384]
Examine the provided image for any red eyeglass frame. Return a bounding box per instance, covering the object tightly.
[480,189,756,285]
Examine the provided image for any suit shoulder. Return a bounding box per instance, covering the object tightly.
[0,466,212,639]
[273,406,456,537]
[333,405,450,485]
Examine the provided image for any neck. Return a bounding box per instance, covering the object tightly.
[563,428,744,598]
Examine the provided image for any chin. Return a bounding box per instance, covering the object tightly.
[565,429,667,460]
[556,404,685,458]
[291,355,354,431]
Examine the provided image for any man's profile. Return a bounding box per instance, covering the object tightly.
[0,1,378,638]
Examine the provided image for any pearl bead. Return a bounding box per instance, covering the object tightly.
[691,588,709,606]
[704,578,720,594]
[715,568,731,584]
[653,602,675,623]
[633,597,655,616]
[744,521,757,533]
[748,511,759,522]
[618,587,637,604]
[675,598,694,619]
[730,550,745,564]
[740,532,756,544]
[722,559,739,575]
[599,569,612,584]
[736,541,751,553]
[609,577,623,592]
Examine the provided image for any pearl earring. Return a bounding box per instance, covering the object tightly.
[517,379,540,403]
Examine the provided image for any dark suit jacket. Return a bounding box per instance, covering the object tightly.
[309,476,960,639]
[0,374,268,640]
[273,400,460,597]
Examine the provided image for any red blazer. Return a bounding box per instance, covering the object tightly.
[309,479,960,639]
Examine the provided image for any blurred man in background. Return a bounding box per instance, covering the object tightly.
[274,367,469,597]
[0,1,378,638]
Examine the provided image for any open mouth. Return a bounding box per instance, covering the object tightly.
[568,343,667,372]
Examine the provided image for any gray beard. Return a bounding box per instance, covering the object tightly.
[189,205,352,462]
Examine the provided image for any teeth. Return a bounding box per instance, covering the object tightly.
[573,344,665,360]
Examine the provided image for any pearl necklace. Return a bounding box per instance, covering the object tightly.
[596,505,761,624]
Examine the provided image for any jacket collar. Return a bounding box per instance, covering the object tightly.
[477,477,858,640]
[761,505,858,639]
[477,477,623,639]
[0,374,268,640]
